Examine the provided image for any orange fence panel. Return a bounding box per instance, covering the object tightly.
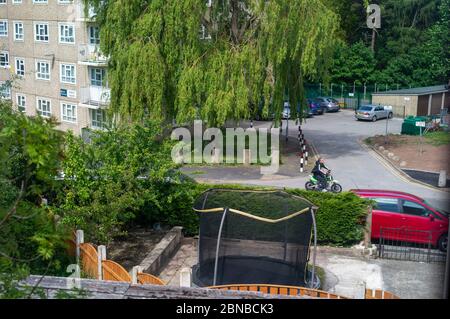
[208,284,348,299]
[365,289,400,299]
[102,260,132,283]
[137,273,166,286]
[80,243,98,279]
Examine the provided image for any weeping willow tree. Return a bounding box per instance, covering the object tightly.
[84,0,338,126]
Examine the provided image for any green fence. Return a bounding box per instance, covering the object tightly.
[304,83,375,110]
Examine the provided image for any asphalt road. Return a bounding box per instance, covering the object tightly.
[247,110,450,211]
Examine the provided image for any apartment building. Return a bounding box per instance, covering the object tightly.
[0,0,109,135]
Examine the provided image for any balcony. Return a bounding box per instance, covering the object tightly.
[78,44,108,66]
[79,86,110,109]
[76,3,97,22]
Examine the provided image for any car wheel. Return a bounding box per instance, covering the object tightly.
[438,234,448,252]
[372,116,377,122]
[388,112,393,119]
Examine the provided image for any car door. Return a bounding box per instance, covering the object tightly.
[399,199,444,245]
[371,197,403,240]
[375,106,386,119]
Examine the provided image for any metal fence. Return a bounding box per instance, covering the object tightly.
[378,228,447,263]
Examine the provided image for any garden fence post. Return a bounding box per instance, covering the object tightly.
[180,267,192,287]
[131,266,143,285]
[97,245,106,280]
[76,230,84,265]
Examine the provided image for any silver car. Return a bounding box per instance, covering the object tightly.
[355,105,393,122]
[315,97,340,113]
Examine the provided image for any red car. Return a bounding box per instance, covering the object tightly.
[351,189,448,252]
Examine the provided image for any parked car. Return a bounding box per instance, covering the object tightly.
[351,189,448,252]
[307,99,325,115]
[315,97,340,113]
[282,102,313,119]
[355,105,393,122]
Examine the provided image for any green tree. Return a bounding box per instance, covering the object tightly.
[0,101,71,298]
[58,121,186,243]
[84,0,339,126]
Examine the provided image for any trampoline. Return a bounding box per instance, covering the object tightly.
[192,189,320,289]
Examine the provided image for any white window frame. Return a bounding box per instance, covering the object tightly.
[35,60,51,80]
[16,94,26,112]
[0,51,10,68]
[36,97,51,118]
[60,63,76,84]
[0,20,8,37]
[58,23,75,44]
[61,102,77,123]
[15,57,25,76]
[13,21,24,41]
[34,22,49,43]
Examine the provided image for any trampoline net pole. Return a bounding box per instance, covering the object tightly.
[213,207,229,286]
[310,207,318,289]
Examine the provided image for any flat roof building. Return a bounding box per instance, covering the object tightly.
[372,84,450,118]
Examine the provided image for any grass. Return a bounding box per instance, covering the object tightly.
[424,131,450,146]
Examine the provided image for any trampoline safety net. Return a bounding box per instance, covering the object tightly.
[192,189,317,288]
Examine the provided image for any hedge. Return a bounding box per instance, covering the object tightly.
[156,183,370,247]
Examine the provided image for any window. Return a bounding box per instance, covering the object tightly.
[61,102,77,123]
[15,58,25,76]
[89,26,100,44]
[0,51,9,68]
[401,200,431,217]
[16,94,26,112]
[35,60,50,80]
[60,63,76,84]
[0,20,7,37]
[59,23,75,44]
[33,0,48,3]
[14,22,24,41]
[36,98,51,118]
[13,1,23,4]
[34,22,49,42]
[90,109,106,128]
[373,198,400,213]
[0,82,11,100]
[90,68,106,86]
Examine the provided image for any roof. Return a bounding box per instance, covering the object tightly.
[372,85,449,96]
[350,189,424,201]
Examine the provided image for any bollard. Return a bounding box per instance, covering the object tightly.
[250,119,254,129]
[300,157,304,173]
[438,170,447,188]
[305,151,309,165]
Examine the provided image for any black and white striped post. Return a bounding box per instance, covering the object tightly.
[300,156,305,173]
[250,119,254,129]
[305,151,309,166]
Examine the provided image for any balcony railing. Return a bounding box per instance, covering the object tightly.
[78,44,108,66]
[79,86,110,109]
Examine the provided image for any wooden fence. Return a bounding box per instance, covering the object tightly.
[72,230,165,286]
[365,289,400,299]
[208,284,348,299]
[209,285,401,299]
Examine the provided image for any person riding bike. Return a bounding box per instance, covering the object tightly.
[312,157,330,191]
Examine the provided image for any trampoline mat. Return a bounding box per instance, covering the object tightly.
[193,256,306,287]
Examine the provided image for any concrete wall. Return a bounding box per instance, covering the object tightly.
[372,95,419,118]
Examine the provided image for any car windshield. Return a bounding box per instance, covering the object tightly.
[423,200,449,217]
[359,106,373,111]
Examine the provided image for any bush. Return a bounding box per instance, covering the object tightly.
[159,184,370,247]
